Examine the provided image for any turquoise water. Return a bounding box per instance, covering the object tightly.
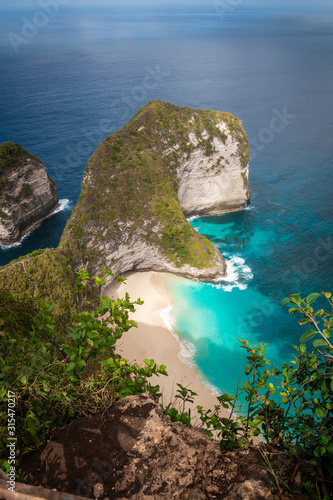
[164,195,333,396]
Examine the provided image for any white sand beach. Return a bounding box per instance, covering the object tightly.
[105,271,231,422]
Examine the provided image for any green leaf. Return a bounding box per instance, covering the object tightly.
[306,293,320,304]
[313,339,328,348]
[314,446,322,458]
[299,329,317,343]
[299,343,306,353]
[100,296,112,309]
[315,407,325,419]
[327,442,333,453]
[244,365,252,376]
[243,380,250,391]
[290,294,302,304]
[281,297,290,306]
[157,365,168,376]
[67,362,76,372]
[253,416,265,426]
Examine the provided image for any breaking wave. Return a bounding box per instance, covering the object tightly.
[211,255,253,292]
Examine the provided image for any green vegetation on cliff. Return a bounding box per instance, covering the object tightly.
[0,142,37,174]
[0,142,37,194]
[0,248,77,330]
[0,270,167,466]
[61,100,249,273]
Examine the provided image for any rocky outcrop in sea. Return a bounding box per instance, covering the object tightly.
[0,142,59,245]
[61,100,250,282]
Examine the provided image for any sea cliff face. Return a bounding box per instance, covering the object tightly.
[177,121,250,216]
[61,101,250,281]
[0,142,59,245]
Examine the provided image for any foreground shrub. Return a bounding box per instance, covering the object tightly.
[0,268,167,475]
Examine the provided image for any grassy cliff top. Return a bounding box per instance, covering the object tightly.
[0,142,38,174]
[61,100,249,272]
[0,248,78,331]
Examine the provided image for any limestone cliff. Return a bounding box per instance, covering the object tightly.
[0,142,59,245]
[61,101,250,281]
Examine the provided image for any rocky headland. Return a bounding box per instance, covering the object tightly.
[61,100,250,282]
[0,142,59,245]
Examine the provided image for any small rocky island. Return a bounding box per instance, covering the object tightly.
[0,142,59,245]
[61,100,250,282]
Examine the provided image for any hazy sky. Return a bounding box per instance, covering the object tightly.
[3,0,333,9]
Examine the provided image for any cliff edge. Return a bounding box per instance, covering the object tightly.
[18,395,289,500]
[0,142,59,245]
[61,101,250,281]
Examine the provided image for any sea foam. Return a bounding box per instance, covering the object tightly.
[211,255,253,292]
[53,198,71,214]
[156,304,196,367]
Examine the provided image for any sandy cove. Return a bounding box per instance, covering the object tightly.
[105,271,231,422]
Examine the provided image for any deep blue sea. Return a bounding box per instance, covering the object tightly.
[0,3,332,395]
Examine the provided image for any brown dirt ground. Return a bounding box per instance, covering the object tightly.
[17,396,311,499]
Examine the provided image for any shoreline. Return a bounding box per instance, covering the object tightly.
[105,271,231,423]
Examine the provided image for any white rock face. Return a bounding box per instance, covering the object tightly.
[103,236,226,283]
[0,156,59,244]
[177,120,249,216]
[83,219,226,285]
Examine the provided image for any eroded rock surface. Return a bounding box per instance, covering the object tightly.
[177,123,250,216]
[20,395,290,500]
[0,142,59,244]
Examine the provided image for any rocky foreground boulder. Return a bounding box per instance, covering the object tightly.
[0,142,59,244]
[19,395,290,499]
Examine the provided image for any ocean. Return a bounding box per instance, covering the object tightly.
[0,3,332,396]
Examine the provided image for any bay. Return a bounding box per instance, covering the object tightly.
[0,3,332,394]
